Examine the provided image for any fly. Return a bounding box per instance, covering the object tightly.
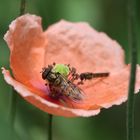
[41,63,109,105]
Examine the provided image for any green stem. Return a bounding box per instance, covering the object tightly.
[8,87,18,140]
[9,0,26,130]
[127,0,137,140]
[19,0,26,15]
[48,114,53,140]
[9,87,17,127]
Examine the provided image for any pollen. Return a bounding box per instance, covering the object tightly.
[52,64,70,76]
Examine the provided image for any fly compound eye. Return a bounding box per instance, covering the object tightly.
[42,70,48,80]
[42,67,52,80]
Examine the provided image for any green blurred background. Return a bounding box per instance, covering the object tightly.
[0,0,140,140]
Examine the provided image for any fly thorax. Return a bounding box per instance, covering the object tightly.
[47,72,57,83]
[54,76,61,86]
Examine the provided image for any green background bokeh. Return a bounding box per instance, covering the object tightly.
[0,0,140,140]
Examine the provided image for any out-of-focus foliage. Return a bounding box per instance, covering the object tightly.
[0,0,140,140]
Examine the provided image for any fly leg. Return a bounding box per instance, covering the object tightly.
[47,62,56,69]
[77,80,84,85]
[67,64,80,82]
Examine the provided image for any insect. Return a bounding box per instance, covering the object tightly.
[78,72,109,85]
[41,63,109,104]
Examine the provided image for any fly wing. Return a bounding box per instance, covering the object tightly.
[59,74,85,103]
[69,82,85,102]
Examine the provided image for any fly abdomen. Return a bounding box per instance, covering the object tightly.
[80,72,109,81]
[92,72,109,78]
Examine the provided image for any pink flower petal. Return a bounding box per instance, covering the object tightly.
[44,20,125,73]
[4,14,46,91]
[2,14,140,117]
[2,68,100,117]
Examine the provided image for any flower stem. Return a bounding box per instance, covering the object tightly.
[19,0,26,15]
[9,87,17,127]
[127,0,137,140]
[48,114,53,140]
[8,87,18,140]
[9,0,26,131]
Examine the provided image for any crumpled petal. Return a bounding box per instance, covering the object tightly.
[4,14,46,97]
[44,20,125,72]
[2,68,100,117]
[2,14,140,117]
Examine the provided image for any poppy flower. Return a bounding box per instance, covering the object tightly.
[2,14,140,117]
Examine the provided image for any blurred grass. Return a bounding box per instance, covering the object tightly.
[0,0,140,140]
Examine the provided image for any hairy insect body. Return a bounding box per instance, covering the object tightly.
[56,76,83,101]
[42,66,83,101]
